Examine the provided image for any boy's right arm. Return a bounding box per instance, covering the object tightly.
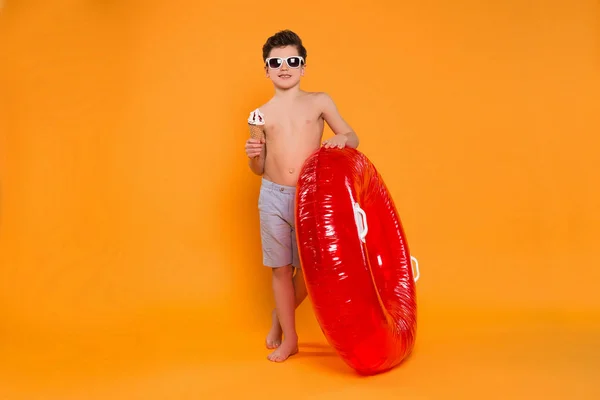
[246,137,266,175]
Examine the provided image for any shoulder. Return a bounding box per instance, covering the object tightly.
[304,91,332,101]
[305,91,336,112]
[308,91,335,105]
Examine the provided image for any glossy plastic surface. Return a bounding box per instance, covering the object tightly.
[295,147,417,375]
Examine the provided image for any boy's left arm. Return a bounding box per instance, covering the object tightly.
[319,93,360,149]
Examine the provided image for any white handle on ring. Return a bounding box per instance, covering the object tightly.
[352,201,418,282]
[353,202,368,243]
[410,256,420,282]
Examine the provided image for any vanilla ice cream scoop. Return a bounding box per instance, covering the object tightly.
[248,108,265,125]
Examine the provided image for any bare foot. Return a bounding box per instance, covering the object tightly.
[267,337,298,362]
[265,309,282,349]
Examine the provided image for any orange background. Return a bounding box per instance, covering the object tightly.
[1,0,599,399]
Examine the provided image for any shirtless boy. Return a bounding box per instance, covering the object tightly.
[244,30,360,362]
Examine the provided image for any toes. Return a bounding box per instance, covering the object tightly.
[266,341,280,349]
[275,351,292,362]
[267,344,298,362]
[266,334,282,349]
[267,349,294,362]
[267,350,281,362]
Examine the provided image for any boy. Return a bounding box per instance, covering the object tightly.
[244,29,360,362]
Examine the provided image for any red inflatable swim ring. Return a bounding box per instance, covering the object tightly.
[295,147,419,375]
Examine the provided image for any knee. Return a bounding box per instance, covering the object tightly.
[272,265,293,280]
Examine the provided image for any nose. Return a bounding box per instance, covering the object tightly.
[280,60,289,71]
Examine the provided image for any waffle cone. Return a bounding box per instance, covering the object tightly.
[248,124,264,141]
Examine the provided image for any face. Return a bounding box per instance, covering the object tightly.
[264,45,305,89]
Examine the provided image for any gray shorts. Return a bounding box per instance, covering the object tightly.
[258,178,301,269]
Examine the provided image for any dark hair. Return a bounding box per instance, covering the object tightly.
[262,29,307,62]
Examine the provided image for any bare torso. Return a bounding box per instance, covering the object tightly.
[258,92,325,186]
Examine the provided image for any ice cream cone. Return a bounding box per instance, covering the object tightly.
[248,108,266,141]
[248,124,264,140]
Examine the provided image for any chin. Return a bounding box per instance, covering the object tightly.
[275,78,300,89]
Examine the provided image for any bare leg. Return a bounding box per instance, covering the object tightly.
[267,265,299,362]
[266,268,308,349]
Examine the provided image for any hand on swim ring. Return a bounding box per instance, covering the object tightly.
[322,134,348,149]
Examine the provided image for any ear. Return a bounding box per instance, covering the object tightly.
[301,64,306,76]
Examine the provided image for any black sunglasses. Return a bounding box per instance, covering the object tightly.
[265,56,305,69]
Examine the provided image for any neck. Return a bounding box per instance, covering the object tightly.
[274,83,302,99]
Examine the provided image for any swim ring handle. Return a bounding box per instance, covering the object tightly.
[353,202,369,243]
[354,201,420,283]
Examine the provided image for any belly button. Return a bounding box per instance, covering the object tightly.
[288,168,295,174]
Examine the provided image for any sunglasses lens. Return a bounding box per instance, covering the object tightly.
[268,58,282,68]
[287,57,302,68]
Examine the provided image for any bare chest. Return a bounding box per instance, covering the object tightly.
[264,109,323,139]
